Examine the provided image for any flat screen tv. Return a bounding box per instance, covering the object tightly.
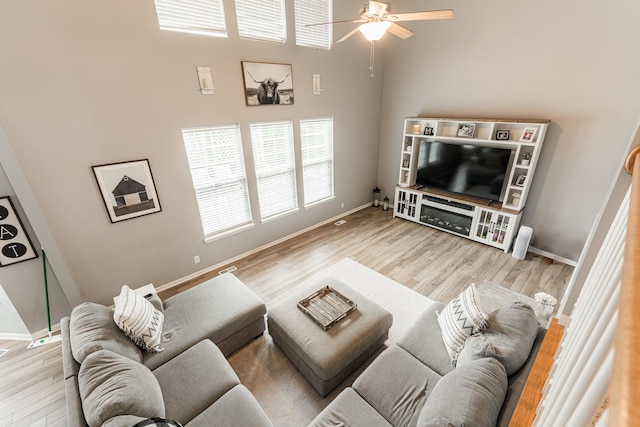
[415,140,515,203]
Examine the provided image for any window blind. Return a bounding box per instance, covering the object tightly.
[294,0,332,49]
[235,0,286,43]
[300,117,334,205]
[154,0,227,37]
[182,125,252,238]
[250,121,298,220]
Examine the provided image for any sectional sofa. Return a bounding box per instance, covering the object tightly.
[61,273,272,427]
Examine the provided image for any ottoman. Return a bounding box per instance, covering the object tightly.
[267,277,393,397]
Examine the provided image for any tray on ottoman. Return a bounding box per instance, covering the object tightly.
[297,286,357,331]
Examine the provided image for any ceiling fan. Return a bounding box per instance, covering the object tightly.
[308,1,454,75]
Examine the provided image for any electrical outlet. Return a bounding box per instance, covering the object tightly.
[194,255,200,264]
[341,202,344,208]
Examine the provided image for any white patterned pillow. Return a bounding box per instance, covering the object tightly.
[437,283,488,364]
[113,285,164,352]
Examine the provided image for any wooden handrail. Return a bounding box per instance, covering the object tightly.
[608,147,640,426]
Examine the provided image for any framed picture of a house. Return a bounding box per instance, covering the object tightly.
[92,159,162,223]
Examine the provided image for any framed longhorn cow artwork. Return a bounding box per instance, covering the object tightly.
[241,61,294,106]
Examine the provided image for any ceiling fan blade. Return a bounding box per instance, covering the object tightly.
[305,18,365,27]
[388,9,454,22]
[387,22,414,39]
[336,27,362,43]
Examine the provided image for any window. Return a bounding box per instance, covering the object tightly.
[235,0,286,43]
[250,121,298,220]
[154,0,227,37]
[294,0,332,49]
[182,125,252,239]
[300,118,334,206]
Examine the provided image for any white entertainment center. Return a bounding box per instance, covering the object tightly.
[394,117,549,252]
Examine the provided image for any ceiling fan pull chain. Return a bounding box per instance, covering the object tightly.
[369,41,375,77]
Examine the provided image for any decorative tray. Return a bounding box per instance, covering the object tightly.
[297,286,357,331]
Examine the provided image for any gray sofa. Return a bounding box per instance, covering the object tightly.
[310,301,544,427]
[61,273,273,427]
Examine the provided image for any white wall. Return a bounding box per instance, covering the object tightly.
[378,0,640,261]
[0,0,385,310]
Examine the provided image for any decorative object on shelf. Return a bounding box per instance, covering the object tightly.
[402,158,409,168]
[241,61,293,106]
[405,143,412,152]
[533,292,557,319]
[457,123,476,138]
[412,124,422,134]
[382,196,390,211]
[92,159,162,223]
[520,127,538,142]
[511,191,521,206]
[496,130,510,140]
[515,173,527,187]
[423,126,434,136]
[373,187,381,207]
[0,196,38,267]
[521,151,532,166]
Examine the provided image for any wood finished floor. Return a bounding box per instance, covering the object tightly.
[0,207,574,426]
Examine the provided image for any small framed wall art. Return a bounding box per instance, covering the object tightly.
[0,196,38,267]
[520,127,538,142]
[92,159,162,223]
[423,126,434,136]
[457,123,476,138]
[241,61,294,106]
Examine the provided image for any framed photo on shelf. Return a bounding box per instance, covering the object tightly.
[423,126,434,136]
[241,61,293,106]
[496,130,510,140]
[520,127,538,142]
[92,159,162,223]
[457,123,476,138]
[515,173,527,186]
[0,196,38,267]
[402,158,410,168]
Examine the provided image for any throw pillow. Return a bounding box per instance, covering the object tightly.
[437,283,488,364]
[78,349,165,427]
[113,285,164,352]
[417,357,508,427]
[457,302,539,375]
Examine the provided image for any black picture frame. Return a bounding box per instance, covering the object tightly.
[457,123,476,138]
[0,196,38,267]
[423,126,434,136]
[496,130,510,140]
[92,159,162,223]
[241,61,294,106]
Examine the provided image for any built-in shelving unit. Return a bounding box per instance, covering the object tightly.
[395,117,549,252]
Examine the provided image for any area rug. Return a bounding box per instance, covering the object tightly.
[227,260,539,426]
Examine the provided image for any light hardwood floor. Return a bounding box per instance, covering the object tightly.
[0,207,574,426]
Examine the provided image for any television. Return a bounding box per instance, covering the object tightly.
[415,140,515,203]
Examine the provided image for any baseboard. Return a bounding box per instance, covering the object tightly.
[528,246,577,267]
[0,332,33,341]
[156,203,372,293]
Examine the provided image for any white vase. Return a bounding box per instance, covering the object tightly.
[522,159,530,166]
[535,302,554,318]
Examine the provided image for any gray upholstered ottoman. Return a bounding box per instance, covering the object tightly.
[267,277,393,397]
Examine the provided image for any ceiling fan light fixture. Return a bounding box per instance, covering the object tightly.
[358,21,391,41]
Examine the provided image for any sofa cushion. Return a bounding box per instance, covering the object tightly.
[396,303,455,376]
[417,357,508,427]
[142,273,266,370]
[184,385,273,427]
[114,285,164,352]
[457,302,539,375]
[69,302,142,364]
[437,284,488,364]
[353,345,442,427]
[308,387,392,427]
[152,340,240,425]
[78,349,165,427]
